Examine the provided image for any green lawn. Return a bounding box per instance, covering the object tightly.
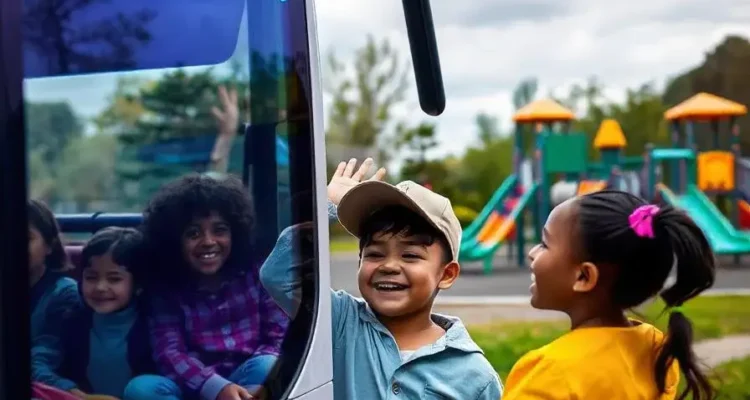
[713,356,750,399]
[468,295,750,381]
[329,237,359,253]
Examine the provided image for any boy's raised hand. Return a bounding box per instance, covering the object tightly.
[328,158,386,205]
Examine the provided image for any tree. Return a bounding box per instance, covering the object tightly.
[93,76,147,135]
[324,35,410,165]
[23,0,155,75]
[663,35,750,153]
[25,101,83,166]
[56,133,119,211]
[119,69,222,145]
[475,113,501,147]
[395,122,439,164]
[28,148,56,202]
[512,78,538,110]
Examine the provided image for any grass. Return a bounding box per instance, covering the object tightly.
[329,237,359,253]
[468,295,750,381]
[712,356,750,399]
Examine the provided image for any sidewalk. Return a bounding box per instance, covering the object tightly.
[694,334,750,368]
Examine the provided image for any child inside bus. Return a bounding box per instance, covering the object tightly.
[502,191,715,400]
[260,158,502,399]
[126,174,289,400]
[32,227,156,399]
[29,199,80,346]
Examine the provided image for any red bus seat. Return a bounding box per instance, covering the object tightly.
[64,245,84,280]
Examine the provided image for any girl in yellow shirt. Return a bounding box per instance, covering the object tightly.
[503,190,715,400]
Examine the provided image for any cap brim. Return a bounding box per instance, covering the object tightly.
[336,181,435,238]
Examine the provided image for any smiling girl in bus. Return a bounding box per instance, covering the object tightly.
[29,199,80,348]
[126,174,288,400]
[502,190,716,400]
[32,227,156,399]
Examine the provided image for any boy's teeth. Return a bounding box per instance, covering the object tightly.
[375,283,406,290]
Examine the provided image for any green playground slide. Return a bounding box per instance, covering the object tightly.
[461,174,518,240]
[658,184,750,254]
[460,183,538,261]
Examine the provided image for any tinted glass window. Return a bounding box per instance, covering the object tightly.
[21,0,317,398]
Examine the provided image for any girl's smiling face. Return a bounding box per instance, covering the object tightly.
[82,253,134,314]
[181,212,232,276]
[528,198,583,311]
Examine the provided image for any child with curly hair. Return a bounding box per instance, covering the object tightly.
[125,175,289,400]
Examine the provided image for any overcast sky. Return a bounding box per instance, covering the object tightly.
[25,0,750,159]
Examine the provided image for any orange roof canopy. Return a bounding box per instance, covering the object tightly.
[593,119,627,149]
[664,92,747,121]
[513,99,575,123]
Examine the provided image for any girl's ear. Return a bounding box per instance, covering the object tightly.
[572,262,599,293]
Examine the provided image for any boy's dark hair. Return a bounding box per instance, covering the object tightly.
[81,227,144,278]
[357,205,452,265]
[28,199,70,272]
[575,190,715,400]
[141,174,255,288]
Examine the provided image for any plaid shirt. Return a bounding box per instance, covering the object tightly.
[149,268,288,397]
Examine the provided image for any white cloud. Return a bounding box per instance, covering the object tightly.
[316,0,750,159]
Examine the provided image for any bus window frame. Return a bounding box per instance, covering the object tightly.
[0,0,32,398]
[2,0,344,397]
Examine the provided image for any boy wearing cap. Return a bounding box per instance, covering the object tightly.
[260,158,502,399]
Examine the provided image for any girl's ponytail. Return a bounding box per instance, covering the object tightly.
[654,208,716,400]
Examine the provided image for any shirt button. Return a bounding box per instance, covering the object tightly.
[391,382,400,394]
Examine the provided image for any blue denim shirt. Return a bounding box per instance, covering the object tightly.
[260,201,502,400]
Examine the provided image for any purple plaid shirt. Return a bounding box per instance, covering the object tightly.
[149,268,289,397]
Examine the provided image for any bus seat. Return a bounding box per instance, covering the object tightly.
[65,245,83,269]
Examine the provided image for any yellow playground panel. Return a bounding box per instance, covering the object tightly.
[697,151,735,191]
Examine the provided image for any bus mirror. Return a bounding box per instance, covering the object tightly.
[401,0,445,116]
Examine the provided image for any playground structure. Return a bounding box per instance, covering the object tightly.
[648,92,750,256]
[459,100,644,273]
[459,92,750,272]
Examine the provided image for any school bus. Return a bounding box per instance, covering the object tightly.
[0,0,444,398]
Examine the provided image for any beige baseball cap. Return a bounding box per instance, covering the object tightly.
[336,180,462,260]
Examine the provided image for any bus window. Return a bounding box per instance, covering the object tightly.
[3,0,443,398]
[18,0,322,398]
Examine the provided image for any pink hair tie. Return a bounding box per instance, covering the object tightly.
[629,205,659,238]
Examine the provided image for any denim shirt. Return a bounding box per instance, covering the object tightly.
[260,201,502,400]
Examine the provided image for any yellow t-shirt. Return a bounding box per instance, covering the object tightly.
[503,322,680,400]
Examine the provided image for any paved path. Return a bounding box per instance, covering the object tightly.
[331,250,750,297]
[694,335,750,368]
[331,248,750,368]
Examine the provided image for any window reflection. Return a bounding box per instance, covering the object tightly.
[25,0,318,398]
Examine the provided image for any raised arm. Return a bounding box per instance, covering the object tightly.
[208,85,240,174]
[255,270,291,355]
[149,296,231,400]
[259,158,386,327]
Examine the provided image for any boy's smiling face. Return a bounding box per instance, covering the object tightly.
[358,231,459,318]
